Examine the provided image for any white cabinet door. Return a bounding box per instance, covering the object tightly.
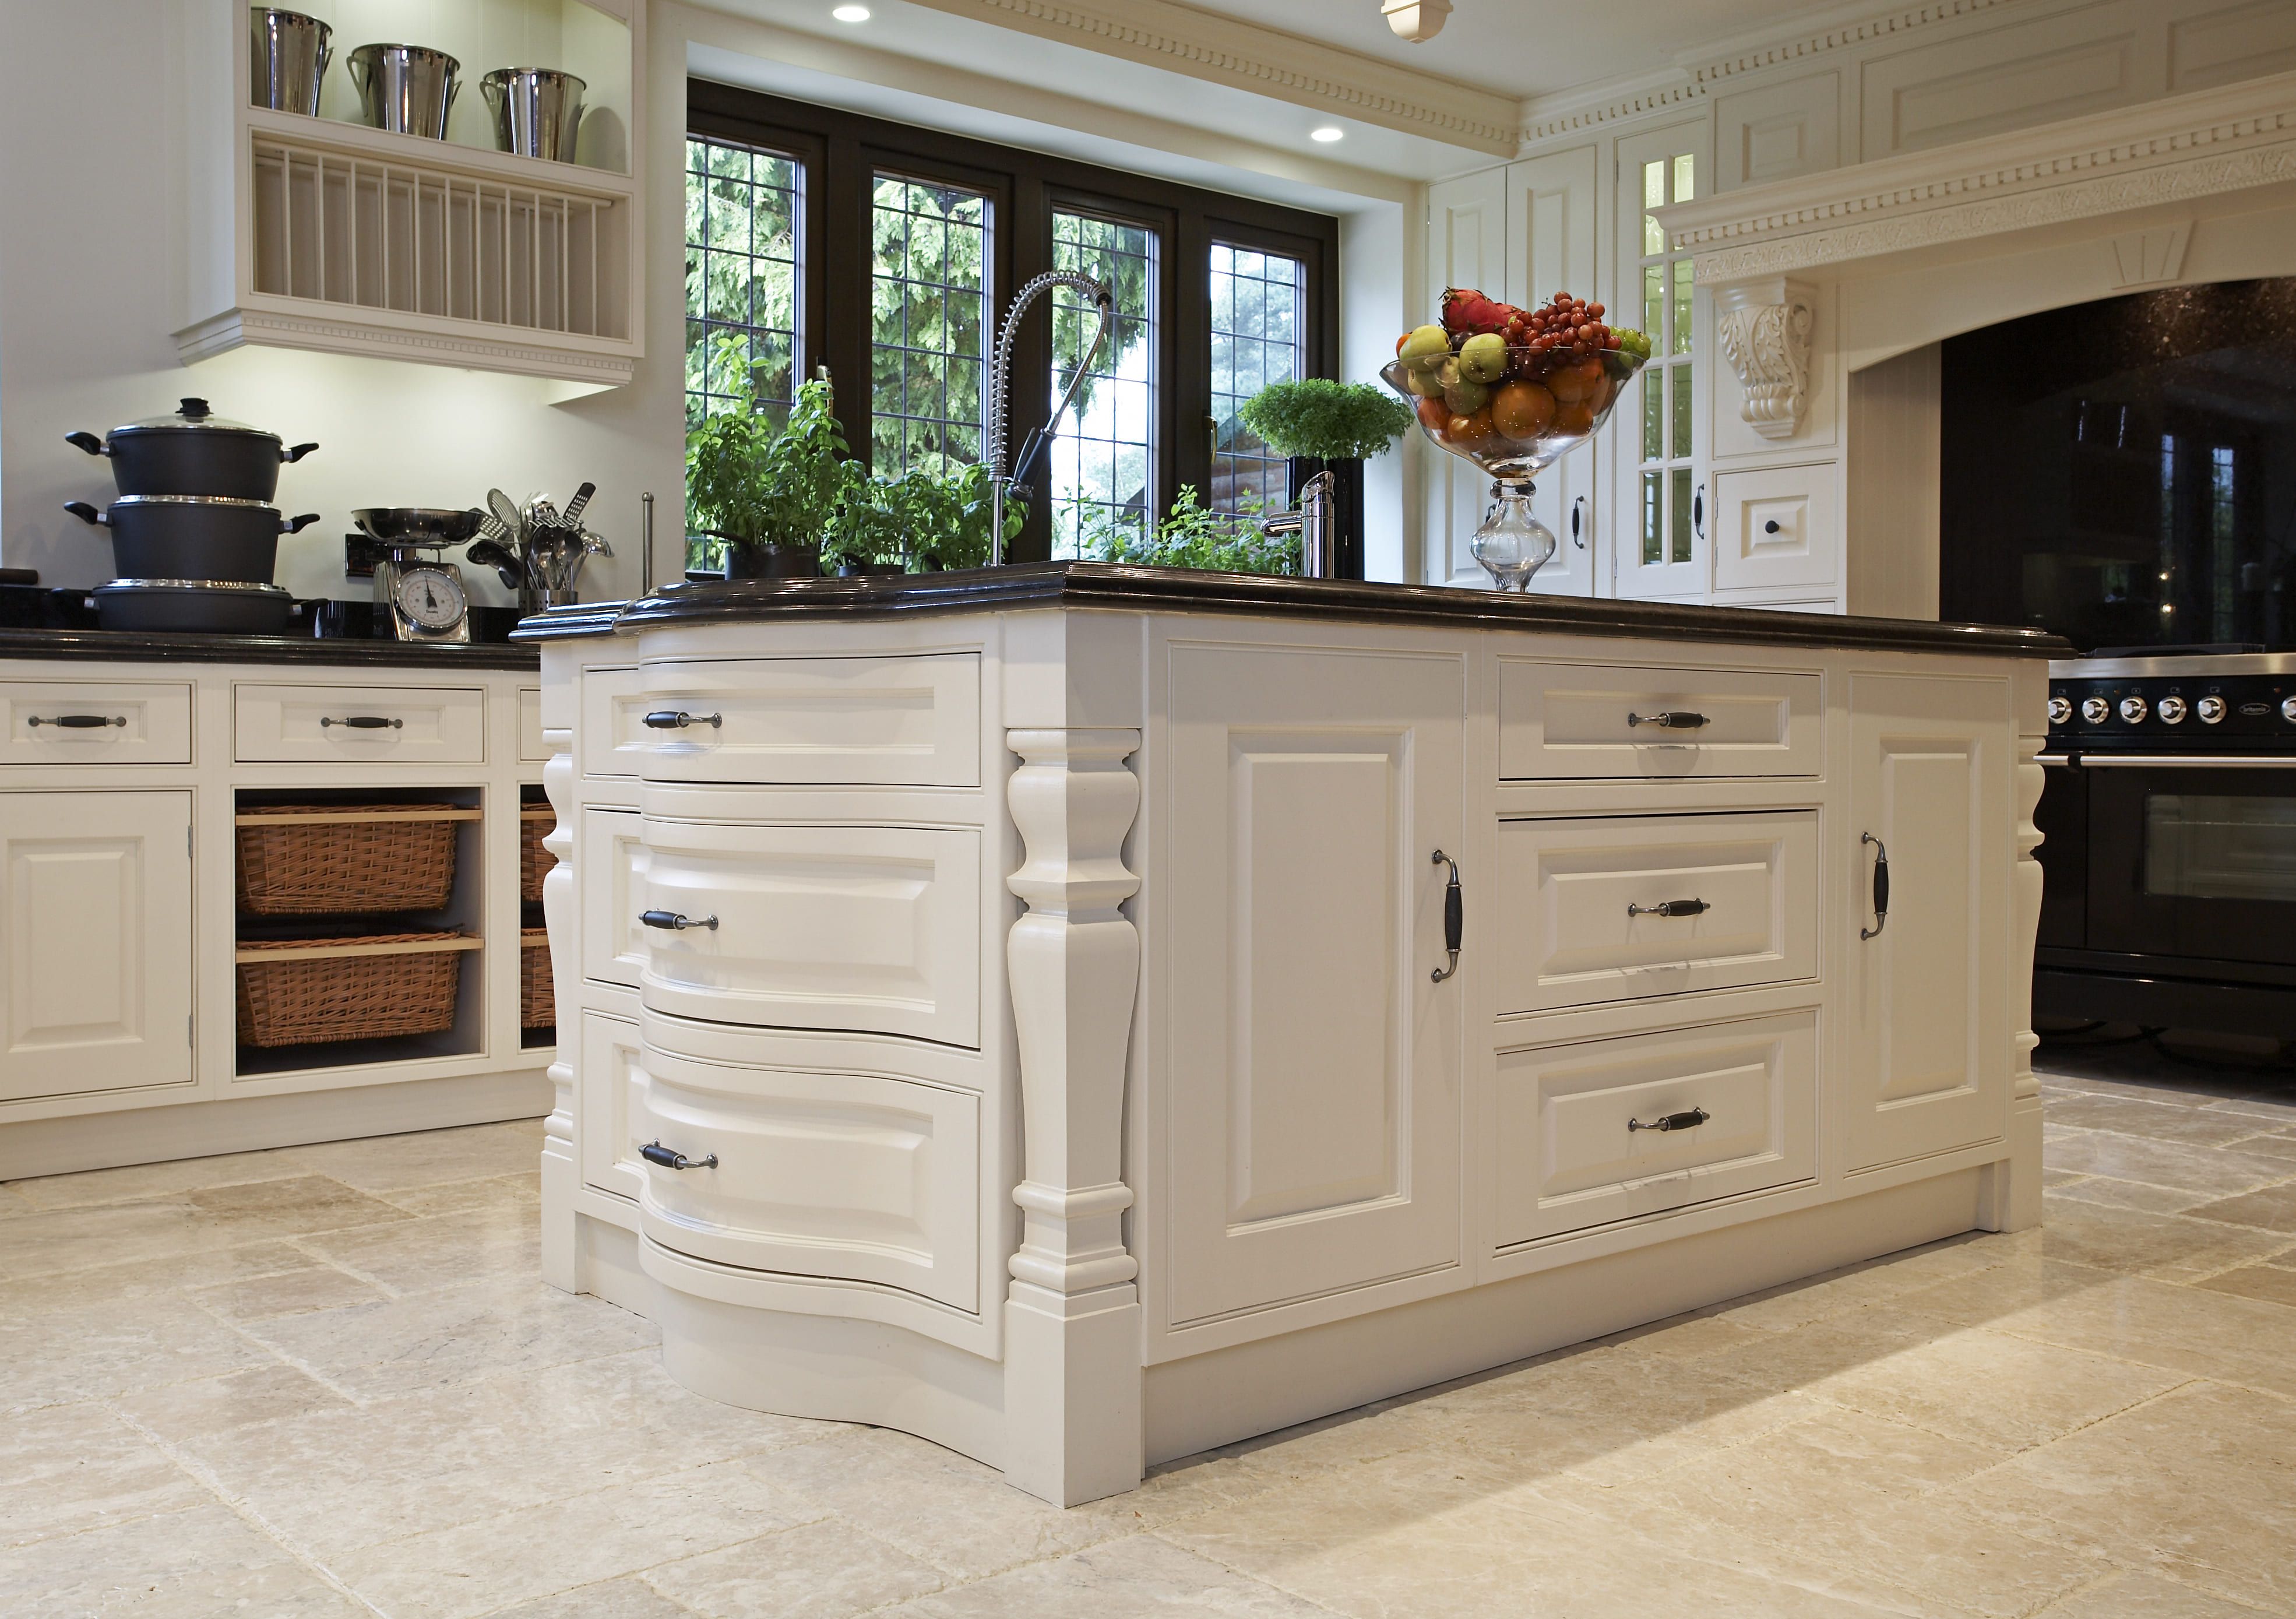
[1164,644,1466,1325]
[1423,168,1508,589]
[2,791,193,1102]
[1844,675,2014,1170]
[579,1009,645,1202]
[1503,146,1601,597]
[1612,124,1710,601]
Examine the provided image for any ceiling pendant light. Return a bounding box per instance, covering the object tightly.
[1382,0,1450,43]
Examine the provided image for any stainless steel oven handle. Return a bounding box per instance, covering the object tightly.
[2037,754,2296,769]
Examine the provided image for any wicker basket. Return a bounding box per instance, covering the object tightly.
[519,806,555,903]
[521,927,554,1029]
[236,931,476,1047]
[237,804,471,915]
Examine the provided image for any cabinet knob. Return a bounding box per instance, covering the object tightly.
[1763,519,1781,534]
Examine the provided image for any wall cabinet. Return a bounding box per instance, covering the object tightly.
[1,791,194,1103]
[1161,643,1467,1324]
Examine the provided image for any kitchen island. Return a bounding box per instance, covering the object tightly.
[522,566,2065,1507]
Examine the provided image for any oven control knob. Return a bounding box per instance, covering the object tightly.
[2198,696,2227,724]
[2283,697,2296,724]
[2081,696,2110,724]
[2119,695,2149,724]
[2048,696,2072,725]
[2157,696,2186,724]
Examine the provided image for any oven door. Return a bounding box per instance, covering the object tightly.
[2083,759,2296,967]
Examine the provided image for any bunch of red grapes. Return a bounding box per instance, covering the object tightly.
[1505,293,1614,364]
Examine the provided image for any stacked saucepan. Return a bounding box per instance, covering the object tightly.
[65,398,319,632]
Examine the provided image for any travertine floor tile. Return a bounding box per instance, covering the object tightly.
[0,1402,207,1550]
[1,1149,312,1210]
[2039,1568,2275,1617]
[332,1460,825,1619]
[0,1502,365,1616]
[2030,1193,2293,1282]
[496,1578,700,1617]
[2038,1090,2281,1149]
[2042,1124,2296,1196]
[189,1261,386,1322]
[886,1532,1330,1617]
[0,1239,312,1311]
[111,1362,354,1444]
[283,1121,543,1192]
[294,1202,542,1294]
[2043,1174,2214,1215]
[644,1516,948,1618]
[2184,1179,2296,1234]
[0,1290,276,1416]
[1961,1381,2296,1612]
[379,1170,542,1216]
[2192,1261,2296,1308]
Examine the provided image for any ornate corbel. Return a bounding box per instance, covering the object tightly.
[1713,276,1816,441]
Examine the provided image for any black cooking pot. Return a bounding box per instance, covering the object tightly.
[93,579,296,634]
[65,497,319,584]
[66,397,318,501]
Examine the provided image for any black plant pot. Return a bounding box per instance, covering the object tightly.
[834,559,907,578]
[725,541,820,579]
[1285,456,1367,580]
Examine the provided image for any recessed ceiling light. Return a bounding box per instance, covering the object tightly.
[1310,126,1344,143]
[832,4,871,20]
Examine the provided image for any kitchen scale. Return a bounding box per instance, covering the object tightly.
[353,508,481,643]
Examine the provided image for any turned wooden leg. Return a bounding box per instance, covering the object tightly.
[1001,727,1144,1506]
[538,733,580,1290]
[1984,699,2049,1234]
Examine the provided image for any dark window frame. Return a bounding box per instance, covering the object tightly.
[686,78,1339,562]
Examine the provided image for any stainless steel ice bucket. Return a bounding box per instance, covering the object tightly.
[481,68,587,163]
[249,8,330,116]
[347,43,460,139]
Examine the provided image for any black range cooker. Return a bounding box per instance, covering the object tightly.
[2036,649,2296,1038]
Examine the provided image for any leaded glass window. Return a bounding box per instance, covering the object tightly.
[1048,212,1157,557]
[684,136,801,431]
[870,176,991,476]
[1209,244,1305,516]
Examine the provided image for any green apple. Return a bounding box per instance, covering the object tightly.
[1459,330,1508,383]
[1442,372,1490,415]
[1404,364,1444,397]
[1398,323,1449,371]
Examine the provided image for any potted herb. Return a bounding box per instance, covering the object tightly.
[914,463,1023,571]
[1235,379,1412,580]
[685,350,847,578]
[823,463,912,576]
[1079,485,1295,576]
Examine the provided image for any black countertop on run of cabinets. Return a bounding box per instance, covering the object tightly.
[513,562,2073,661]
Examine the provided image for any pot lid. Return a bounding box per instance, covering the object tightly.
[108,398,282,441]
[98,579,293,595]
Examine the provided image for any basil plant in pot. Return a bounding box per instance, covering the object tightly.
[1235,379,1413,580]
[685,352,847,579]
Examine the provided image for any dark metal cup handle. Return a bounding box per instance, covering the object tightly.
[283,442,320,464]
[640,1141,717,1171]
[63,501,107,527]
[1629,1107,1710,1134]
[321,716,403,729]
[1861,832,1889,941]
[281,513,322,534]
[1431,849,1463,984]
[640,910,717,931]
[29,714,126,729]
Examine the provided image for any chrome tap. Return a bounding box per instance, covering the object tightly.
[1261,469,1337,578]
[984,272,1114,566]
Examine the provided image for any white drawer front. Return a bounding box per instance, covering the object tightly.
[517,687,547,762]
[1496,811,1818,1013]
[635,654,981,787]
[2,681,191,766]
[1499,661,1820,779]
[635,1035,980,1311]
[234,684,484,764]
[638,818,980,1047]
[580,666,647,778]
[579,1009,645,1203]
[579,807,648,988]
[1712,463,1837,593]
[1495,1012,1817,1244]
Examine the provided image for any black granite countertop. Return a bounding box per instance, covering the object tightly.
[512,563,2070,660]
[0,626,539,670]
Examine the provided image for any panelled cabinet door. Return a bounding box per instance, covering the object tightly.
[1504,146,1600,597]
[1164,644,1466,1325]
[1844,675,2014,1170]
[2,791,193,1102]
[1424,168,1508,590]
[1612,123,1710,601]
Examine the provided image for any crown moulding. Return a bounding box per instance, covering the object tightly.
[895,0,1519,154]
[1656,71,2296,283]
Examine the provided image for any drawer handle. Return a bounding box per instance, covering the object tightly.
[640,1141,718,1171]
[1627,898,1709,919]
[1629,1107,1710,1134]
[643,710,722,730]
[1627,710,1709,730]
[1430,849,1463,984]
[321,715,403,730]
[640,909,717,931]
[1861,832,1889,941]
[27,713,126,729]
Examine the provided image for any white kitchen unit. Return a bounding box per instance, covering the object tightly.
[0,631,551,1178]
[527,566,2061,1508]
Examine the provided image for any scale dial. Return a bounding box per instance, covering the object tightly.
[394,566,467,632]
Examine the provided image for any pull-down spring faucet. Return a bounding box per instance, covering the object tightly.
[983,272,1115,566]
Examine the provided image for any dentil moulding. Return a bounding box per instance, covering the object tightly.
[1714,276,1816,441]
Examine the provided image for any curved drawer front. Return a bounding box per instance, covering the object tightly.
[235,683,484,763]
[635,654,980,786]
[1499,660,1820,779]
[1495,1011,1817,1245]
[3,681,192,766]
[1496,811,1818,1013]
[638,817,980,1047]
[633,1037,980,1311]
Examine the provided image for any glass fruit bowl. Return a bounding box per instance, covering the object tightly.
[1380,345,1647,589]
